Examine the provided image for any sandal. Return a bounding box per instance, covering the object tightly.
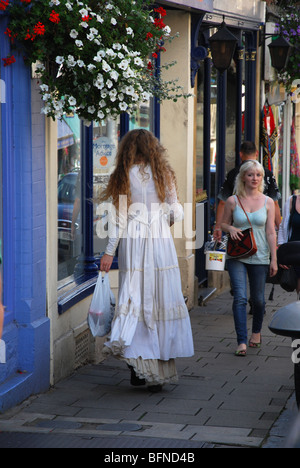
[249,335,262,348]
[235,349,247,357]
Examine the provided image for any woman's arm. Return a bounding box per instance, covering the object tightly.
[266,197,278,277]
[278,196,292,245]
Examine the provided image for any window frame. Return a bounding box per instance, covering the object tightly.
[58,100,160,314]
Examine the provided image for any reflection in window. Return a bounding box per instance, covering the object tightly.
[93,118,120,260]
[196,62,204,202]
[226,59,237,174]
[129,100,153,132]
[57,115,81,281]
[57,100,154,282]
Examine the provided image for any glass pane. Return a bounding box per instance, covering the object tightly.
[129,100,154,132]
[0,74,3,268]
[196,62,204,201]
[226,59,237,174]
[93,118,120,259]
[210,65,218,229]
[57,115,82,281]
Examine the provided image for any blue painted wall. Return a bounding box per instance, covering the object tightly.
[0,14,50,412]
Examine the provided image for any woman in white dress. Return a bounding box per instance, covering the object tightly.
[100,129,194,392]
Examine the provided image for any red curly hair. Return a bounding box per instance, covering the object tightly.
[100,129,178,207]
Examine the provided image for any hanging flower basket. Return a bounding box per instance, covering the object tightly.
[1,0,187,123]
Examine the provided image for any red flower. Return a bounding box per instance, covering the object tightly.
[4,27,18,43]
[146,32,153,41]
[154,7,167,17]
[0,0,9,11]
[82,15,91,22]
[24,29,32,41]
[152,52,158,59]
[2,56,16,67]
[154,18,166,30]
[49,10,60,24]
[21,0,31,3]
[33,22,46,35]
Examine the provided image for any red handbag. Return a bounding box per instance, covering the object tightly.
[227,197,258,259]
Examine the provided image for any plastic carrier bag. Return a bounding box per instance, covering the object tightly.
[88,272,116,338]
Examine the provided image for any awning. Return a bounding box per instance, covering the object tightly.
[57,119,75,150]
[160,0,213,12]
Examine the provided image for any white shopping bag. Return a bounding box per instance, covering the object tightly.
[88,273,115,337]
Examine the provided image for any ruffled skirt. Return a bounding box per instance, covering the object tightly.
[103,220,194,385]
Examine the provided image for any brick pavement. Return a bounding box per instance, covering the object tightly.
[0,284,299,448]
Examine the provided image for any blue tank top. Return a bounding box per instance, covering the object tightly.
[231,196,270,265]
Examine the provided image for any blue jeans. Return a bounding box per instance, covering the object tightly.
[226,260,269,345]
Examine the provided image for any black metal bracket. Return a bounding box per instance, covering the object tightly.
[191,14,208,88]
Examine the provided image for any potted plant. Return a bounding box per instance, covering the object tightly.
[1,0,187,123]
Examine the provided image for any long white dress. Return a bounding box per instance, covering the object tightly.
[103,164,194,385]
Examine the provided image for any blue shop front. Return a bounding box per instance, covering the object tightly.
[0,13,50,412]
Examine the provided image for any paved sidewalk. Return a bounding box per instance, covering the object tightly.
[0,284,299,448]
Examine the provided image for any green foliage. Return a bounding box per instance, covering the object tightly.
[2,0,189,123]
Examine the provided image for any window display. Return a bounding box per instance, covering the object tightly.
[57,101,154,282]
[57,114,81,281]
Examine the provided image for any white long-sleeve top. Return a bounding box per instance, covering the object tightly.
[278,196,293,245]
[105,164,184,257]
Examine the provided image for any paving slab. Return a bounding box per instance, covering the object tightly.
[0,284,298,448]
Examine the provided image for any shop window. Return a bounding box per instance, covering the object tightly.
[129,100,154,132]
[196,62,204,200]
[57,101,154,283]
[57,115,81,281]
[93,118,120,260]
[0,73,3,271]
[226,59,237,174]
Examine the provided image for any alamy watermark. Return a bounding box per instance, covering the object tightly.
[96,197,204,250]
[0,339,6,364]
[292,340,300,364]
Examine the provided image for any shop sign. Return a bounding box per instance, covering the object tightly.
[93,136,117,173]
[213,0,265,23]
[163,0,213,12]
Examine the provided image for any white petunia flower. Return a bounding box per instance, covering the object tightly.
[69,96,77,106]
[119,102,128,111]
[102,60,111,72]
[110,70,119,82]
[55,56,64,65]
[40,84,49,92]
[134,57,144,67]
[67,55,76,67]
[126,27,134,36]
[70,29,78,39]
[118,59,129,71]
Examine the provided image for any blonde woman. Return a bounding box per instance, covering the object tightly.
[222,161,278,356]
[100,130,194,392]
